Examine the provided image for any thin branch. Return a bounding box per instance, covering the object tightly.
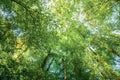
[46,58,54,72]
[11,0,30,11]
[89,48,120,78]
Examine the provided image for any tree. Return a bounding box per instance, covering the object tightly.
[0,0,120,80]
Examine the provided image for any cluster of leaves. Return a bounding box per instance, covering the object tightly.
[0,0,120,80]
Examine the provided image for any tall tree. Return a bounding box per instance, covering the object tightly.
[0,0,120,80]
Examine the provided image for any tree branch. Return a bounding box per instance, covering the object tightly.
[11,0,30,11]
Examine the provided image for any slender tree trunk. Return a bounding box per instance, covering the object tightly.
[62,57,67,80]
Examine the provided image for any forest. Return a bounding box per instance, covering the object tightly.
[0,0,120,80]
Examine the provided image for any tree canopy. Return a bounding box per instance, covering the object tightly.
[0,0,120,80]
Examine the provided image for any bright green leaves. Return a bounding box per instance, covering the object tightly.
[0,0,120,80]
[82,0,114,22]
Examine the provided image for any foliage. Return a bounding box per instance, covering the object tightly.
[0,0,120,80]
